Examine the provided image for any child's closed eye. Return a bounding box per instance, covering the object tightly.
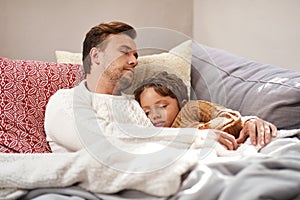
[144,110,151,116]
[158,104,167,109]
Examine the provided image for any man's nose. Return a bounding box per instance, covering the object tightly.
[128,55,138,66]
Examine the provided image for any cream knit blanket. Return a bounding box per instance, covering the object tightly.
[0,126,206,200]
[2,128,297,199]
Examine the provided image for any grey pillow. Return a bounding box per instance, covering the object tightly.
[191,41,300,130]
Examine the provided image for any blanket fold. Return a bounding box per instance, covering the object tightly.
[0,127,204,200]
[1,129,299,200]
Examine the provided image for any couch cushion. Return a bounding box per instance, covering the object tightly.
[56,40,192,100]
[0,57,85,153]
[191,42,300,130]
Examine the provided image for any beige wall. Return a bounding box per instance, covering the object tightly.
[0,0,193,62]
[193,0,300,72]
[1,0,299,72]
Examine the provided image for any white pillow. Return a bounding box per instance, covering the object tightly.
[55,50,82,64]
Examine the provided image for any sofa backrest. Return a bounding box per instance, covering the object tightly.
[191,41,300,130]
[0,57,84,153]
[1,42,300,153]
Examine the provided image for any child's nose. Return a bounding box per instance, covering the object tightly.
[151,109,161,120]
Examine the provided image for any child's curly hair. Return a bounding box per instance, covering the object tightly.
[134,71,188,109]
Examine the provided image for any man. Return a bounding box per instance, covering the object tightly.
[45,21,154,152]
[44,21,275,153]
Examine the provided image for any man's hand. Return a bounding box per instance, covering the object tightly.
[237,118,277,147]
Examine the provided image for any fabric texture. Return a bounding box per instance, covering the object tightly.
[176,131,300,200]
[191,41,300,130]
[45,80,153,152]
[1,129,299,200]
[0,57,85,153]
[0,135,199,199]
[55,50,82,65]
[172,100,243,138]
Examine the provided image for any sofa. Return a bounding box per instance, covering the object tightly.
[0,41,300,199]
[1,40,299,153]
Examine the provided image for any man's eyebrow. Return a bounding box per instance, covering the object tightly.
[119,45,132,50]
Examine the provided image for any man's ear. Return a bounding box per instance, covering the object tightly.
[90,47,101,65]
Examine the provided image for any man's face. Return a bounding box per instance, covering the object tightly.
[99,34,138,94]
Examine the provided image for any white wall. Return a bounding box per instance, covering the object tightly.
[1,0,299,72]
[0,0,193,62]
[193,0,300,72]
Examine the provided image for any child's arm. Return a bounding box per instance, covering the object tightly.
[172,100,243,138]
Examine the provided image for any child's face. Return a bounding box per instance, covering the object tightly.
[139,87,180,127]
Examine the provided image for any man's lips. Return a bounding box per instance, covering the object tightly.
[124,68,134,73]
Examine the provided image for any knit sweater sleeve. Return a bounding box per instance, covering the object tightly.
[171,100,243,138]
[44,88,83,152]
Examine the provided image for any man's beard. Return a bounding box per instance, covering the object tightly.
[113,73,133,94]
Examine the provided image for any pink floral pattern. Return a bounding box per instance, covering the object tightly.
[0,57,85,153]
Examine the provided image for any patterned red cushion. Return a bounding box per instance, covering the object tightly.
[0,57,85,153]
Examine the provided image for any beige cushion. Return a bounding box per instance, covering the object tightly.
[125,40,192,99]
[55,50,82,65]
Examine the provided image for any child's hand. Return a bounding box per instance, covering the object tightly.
[215,130,239,150]
[200,129,239,150]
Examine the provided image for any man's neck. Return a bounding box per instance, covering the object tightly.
[86,74,122,95]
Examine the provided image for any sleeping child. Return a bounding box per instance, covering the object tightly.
[133,71,277,148]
